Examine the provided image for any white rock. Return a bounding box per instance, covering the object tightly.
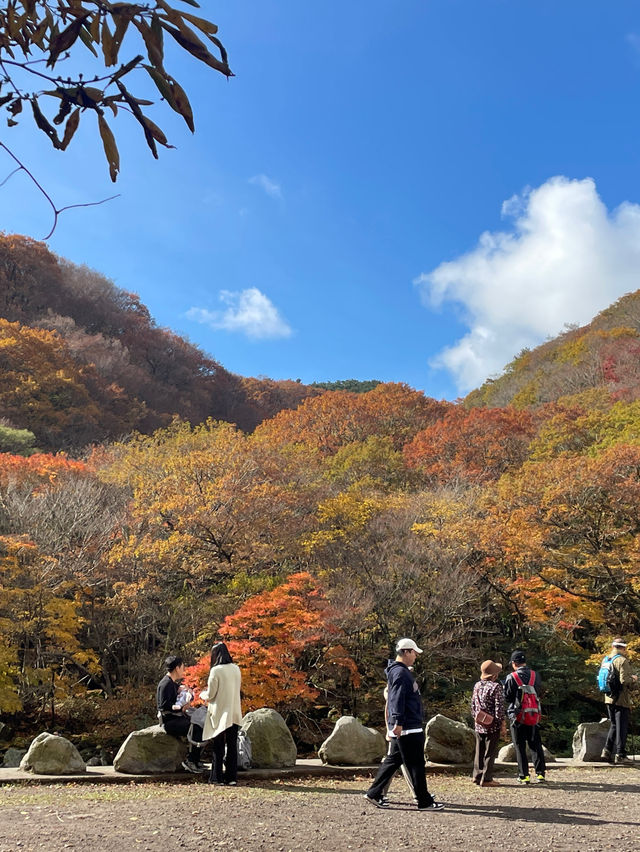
[20,733,85,775]
[318,716,385,765]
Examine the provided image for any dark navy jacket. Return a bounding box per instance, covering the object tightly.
[385,659,425,730]
[503,665,542,723]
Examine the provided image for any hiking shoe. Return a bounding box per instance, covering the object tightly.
[418,801,445,811]
[181,759,201,774]
[364,794,389,809]
[517,776,530,784]
[614,755,634,766]
[601,748,612,762]
[536,775,546,783]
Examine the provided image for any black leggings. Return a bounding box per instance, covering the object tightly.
[210,724,239,784]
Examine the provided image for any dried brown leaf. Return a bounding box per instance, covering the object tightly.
[98,113,120,181]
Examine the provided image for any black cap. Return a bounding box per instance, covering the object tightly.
[510,650,526,664]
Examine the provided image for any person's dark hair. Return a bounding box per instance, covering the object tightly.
[165,655,183,673]
[210,642,233,667]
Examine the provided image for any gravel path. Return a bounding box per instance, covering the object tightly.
[0,766,639,851]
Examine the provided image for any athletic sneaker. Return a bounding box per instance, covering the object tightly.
[517,775,530,784]
[181,759,201,774]
[226,780,237,786]
[614,755,634,766]
[363,794,389,809]
[601,748,612,761]
[536,775,546,783]
[418,801,445,811]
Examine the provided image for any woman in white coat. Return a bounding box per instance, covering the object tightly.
[203,642,243,785]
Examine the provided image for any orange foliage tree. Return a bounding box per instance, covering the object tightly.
[255,383,448,456]
[184,572,360,715]
[458,444,640,637]
[0,318,143,449]
[404,406,535,484]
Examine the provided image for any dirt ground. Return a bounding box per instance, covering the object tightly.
[0,766,639,852]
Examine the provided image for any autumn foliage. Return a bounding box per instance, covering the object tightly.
[4,238,640,753]
[183,573,360,714]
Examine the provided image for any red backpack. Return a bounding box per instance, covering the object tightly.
[512,670,541,726]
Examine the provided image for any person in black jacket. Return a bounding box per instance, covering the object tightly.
[157,655,204,774]
[364,638,444,811]
[503,649,546,784]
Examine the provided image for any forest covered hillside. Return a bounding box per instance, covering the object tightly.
[0,234,325,451]
[465,289,640,409]
[1,235,639,760]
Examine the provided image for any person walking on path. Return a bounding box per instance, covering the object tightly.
[503,650,546,784]
[381,685,417,804]
[602,638,638,765]
[203,642,243,785]
[364,638,444,812]
[471,659,506,788]
[156,655,204,773]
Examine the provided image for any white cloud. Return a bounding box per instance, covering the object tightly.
[414,176,640,392]
[187,288,292,340]
[248,174,283,199]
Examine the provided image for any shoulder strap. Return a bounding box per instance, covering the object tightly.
[512,671,523,687]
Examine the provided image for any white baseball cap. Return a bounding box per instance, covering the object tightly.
[396,638,423,654]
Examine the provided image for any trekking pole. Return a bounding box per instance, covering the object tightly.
[400,762,416,800]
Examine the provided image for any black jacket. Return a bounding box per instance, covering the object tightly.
[156,674,182,720]
[385,659,425,730]
[503,665,542,723]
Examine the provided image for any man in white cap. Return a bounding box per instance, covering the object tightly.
[602,638,638,765]
[364,638,444,811]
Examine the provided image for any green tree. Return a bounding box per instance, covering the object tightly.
[0,421,37,455]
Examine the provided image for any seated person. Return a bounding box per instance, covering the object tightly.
[156,654,204,773]
[175,683,193,708]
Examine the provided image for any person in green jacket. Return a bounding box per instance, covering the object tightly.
[602,638,638,765]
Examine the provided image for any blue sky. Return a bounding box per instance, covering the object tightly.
[3,1,640,400]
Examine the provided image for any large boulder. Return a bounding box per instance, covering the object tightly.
[572,719,610,762]
[241,708,297,768]
[20,733,85,775]
[424,714,475,764]
[318,716,385,765]
[497,742,556,763]
[3,747,27,768]
[114,725,188,774]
